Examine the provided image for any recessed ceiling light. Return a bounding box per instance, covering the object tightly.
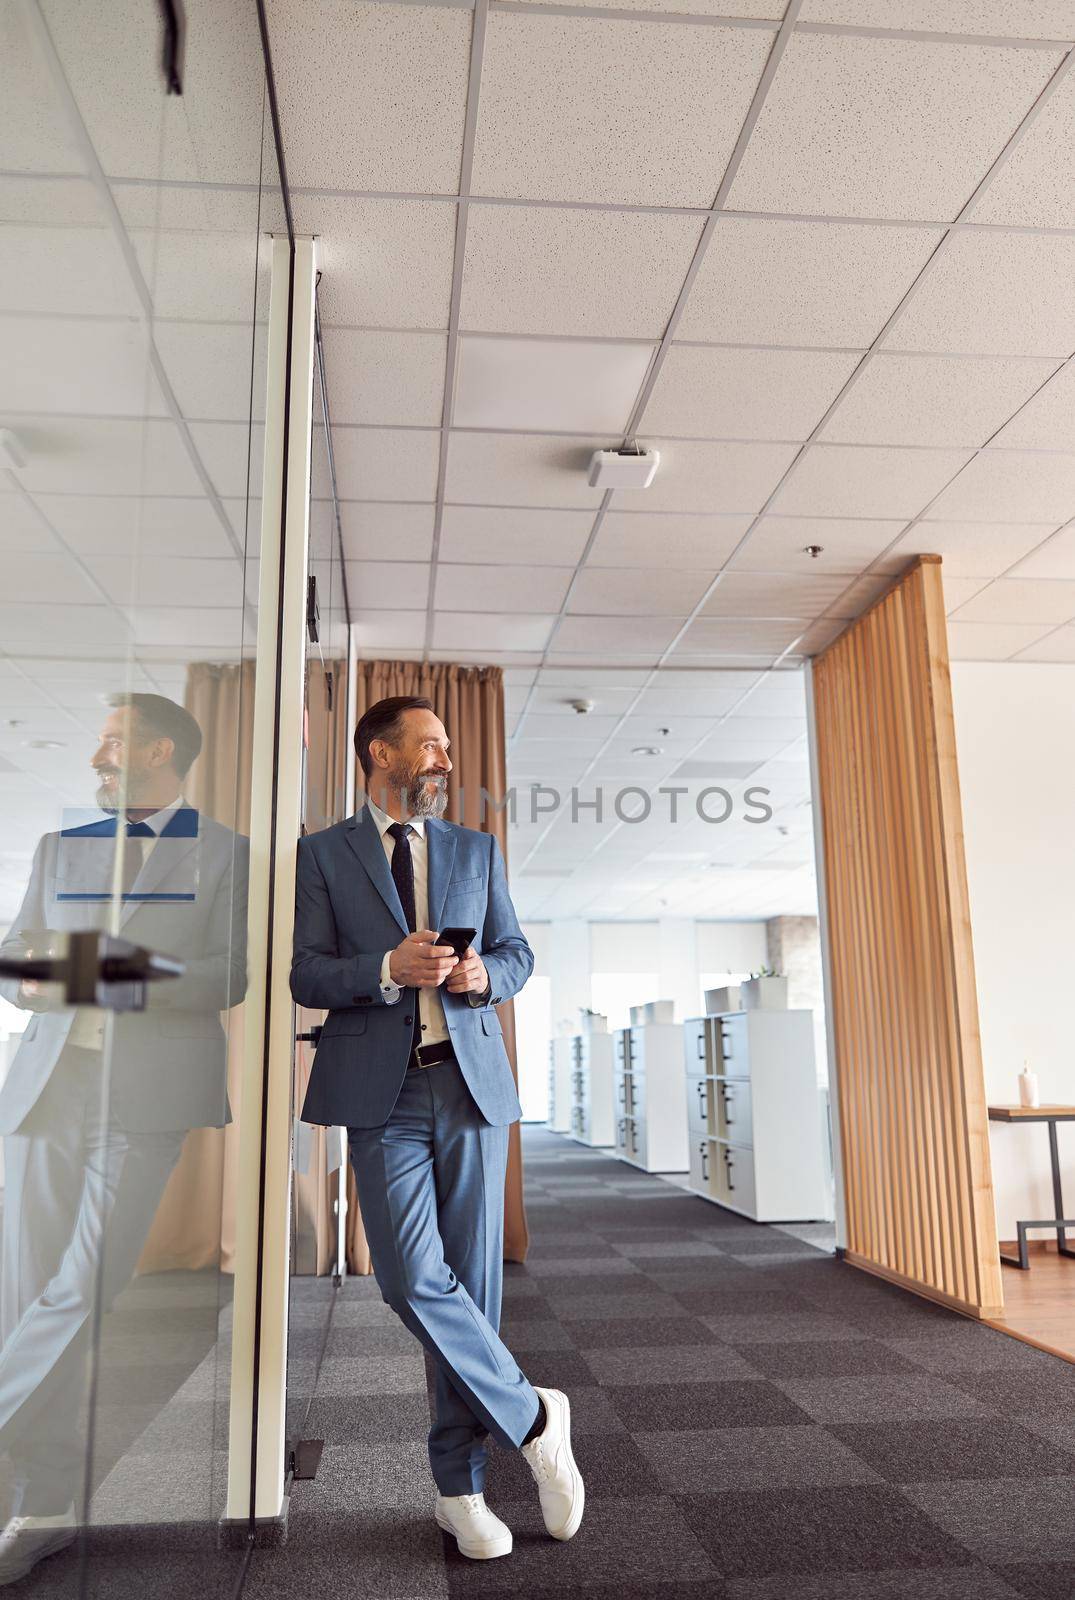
[631,745,663,756]
[25,739,65,749]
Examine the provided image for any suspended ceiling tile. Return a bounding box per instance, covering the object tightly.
[1015,624,1075,661]
[820,353,1060,449]
[1,553,111,606]
[0,494,62,552]
[877,520,1055,577]
[338,503,435,563]
[432,612,558,652]
[4,416,202,498]
[0,226,141,318]
[435,564,573,614]
[567,566,715,616]
[945,620,1058,659]
[122,605,249,647]
[771,444,973,519]
[551,615,684,654]
[991,360,1075,450]
[0,317,168,419]
[675,617,807,654]
[887,233,1075,357]
[0,5,85,172]
[343,561,431,610]
[700,570,853,617]
[943,575,992,613]
[0,176,101,226]
[155,322,268,423]
[324,331,447,427]
[726,32,1062,220]
[0,602,119,645]
[927,450,1075,523]
[293,196,455,330]
[460,205,705,341]
[270,1,470,193]
[613,440,800,514]
[188,420,264,501]
[127,230,270,326]
[512,0,784,12]
[321,427,440,502]
[644,346,860,441]
[731,515,905,573]
[799,0,1075,37]
[83,555,246,609]
[453,337,654,434]
[971,71,1075,228]
[352,610,427,650]
[677,217,940,349]
[1008,526,1075,581]
[47,0,269,185]
[444,432,603,509]
[589,512,752,570]
[439,506,593,567]
[112,181,260,234]
[471,13,775,207]
[947,576,1075,625]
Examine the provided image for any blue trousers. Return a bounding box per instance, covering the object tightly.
[347,1058,540,1495]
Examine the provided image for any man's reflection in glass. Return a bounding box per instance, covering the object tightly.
[0,694,247,1583]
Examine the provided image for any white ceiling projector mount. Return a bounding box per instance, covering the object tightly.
[588,444,659,489]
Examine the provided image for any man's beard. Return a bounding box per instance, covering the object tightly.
[95,768,149,813]
[396,768,448,819]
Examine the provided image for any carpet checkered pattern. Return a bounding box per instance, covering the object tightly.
[436,1127,1075,1600]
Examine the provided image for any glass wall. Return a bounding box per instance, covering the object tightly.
[285,300,351,1461]
[0,1,283,1588]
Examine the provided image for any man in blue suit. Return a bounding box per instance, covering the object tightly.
[291,696,584,1560]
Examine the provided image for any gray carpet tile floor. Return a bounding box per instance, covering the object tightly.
[239,1126,1075,1599]
[19,1125,1075,1598]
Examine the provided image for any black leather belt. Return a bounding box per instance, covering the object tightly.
[407,1039,457,1072]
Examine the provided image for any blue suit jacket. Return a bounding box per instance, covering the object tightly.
[0,805,248,1133]
[291,806,533,1128]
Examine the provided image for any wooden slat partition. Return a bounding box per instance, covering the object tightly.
[812,556,1003,1318]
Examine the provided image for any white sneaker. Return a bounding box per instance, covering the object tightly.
[0,1506,77,1584]
[435,1491,513,1560]
[519,1386,585,1541]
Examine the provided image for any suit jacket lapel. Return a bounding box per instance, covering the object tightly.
[345,806,409,936]
[425,817,457,936]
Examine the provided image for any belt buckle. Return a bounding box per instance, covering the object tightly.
[412,1041,432,1069]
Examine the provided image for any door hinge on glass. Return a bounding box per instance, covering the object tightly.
[0,929,183,1011]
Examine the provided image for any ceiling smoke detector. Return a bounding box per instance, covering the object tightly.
[588,445,659,489]
[569,698,595,715]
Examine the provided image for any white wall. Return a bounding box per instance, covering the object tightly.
[951,661,1075,1243]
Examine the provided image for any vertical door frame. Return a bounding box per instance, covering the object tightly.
[225,233,317,1533]
[805,657,849,1252]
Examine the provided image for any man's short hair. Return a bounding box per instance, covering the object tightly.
[109,693,204,778]
[354,696,434,783]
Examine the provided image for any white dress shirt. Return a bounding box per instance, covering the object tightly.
[365,796,488,1044]
[67,793,188,1052]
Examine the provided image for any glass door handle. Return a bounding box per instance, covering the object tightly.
[296,1025,323,1045]
[0,929,183,1009]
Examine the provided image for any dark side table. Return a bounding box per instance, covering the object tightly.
[988,1104,1075,1270]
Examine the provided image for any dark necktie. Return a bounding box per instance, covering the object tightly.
[121,819,154,900]
[387,822,421,1058]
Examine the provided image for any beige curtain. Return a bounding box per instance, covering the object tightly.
[346,660,529,1270]
[137,661,256,1273]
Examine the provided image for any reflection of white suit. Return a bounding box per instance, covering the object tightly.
[0,802,248,1517]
